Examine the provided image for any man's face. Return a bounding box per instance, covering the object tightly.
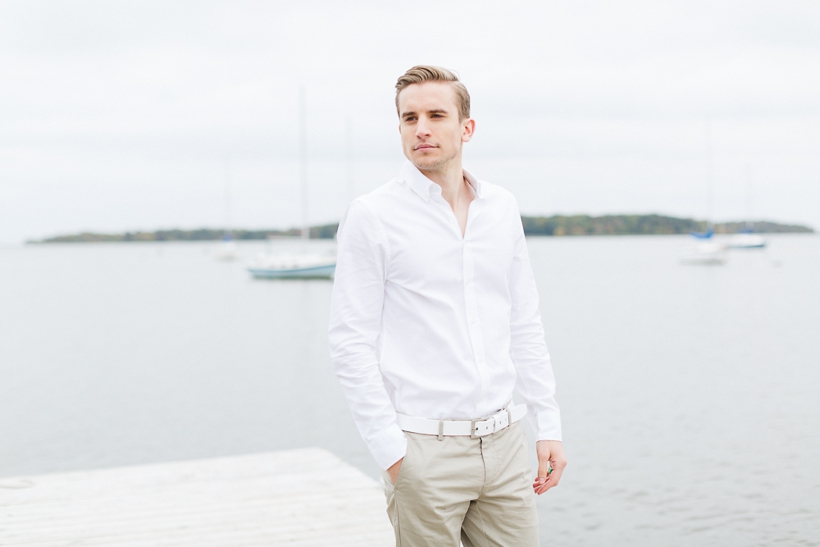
[398,81,474,172]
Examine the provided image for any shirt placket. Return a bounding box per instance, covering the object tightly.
[462,234,489,411]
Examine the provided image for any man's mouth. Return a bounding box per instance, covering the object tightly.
[414,144,437,151]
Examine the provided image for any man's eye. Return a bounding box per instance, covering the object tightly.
[404,117,416,122]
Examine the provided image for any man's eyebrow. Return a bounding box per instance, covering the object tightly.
[401,109,449,118]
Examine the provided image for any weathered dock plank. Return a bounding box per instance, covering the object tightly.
[0,448,393,546]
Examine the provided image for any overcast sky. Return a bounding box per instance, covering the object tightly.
[1,0,818,243]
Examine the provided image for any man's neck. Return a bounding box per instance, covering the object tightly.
[420,159,466,208]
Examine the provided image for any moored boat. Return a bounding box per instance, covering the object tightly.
[727,232,766,249]
[247,251,335,279]
[679,241,728,265]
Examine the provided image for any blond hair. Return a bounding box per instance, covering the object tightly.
[395,65,471,121]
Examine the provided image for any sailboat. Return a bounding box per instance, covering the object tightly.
[679,119,727,265]
[214,235,239,261]
[214,154,240,261]
[246,88,336,279]
[727,165,766,249]
[679,241,728,265]
[247,248,336,279]
[728,230,766,249]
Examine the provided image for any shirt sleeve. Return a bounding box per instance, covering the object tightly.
[508,198,563,442]
[328,200,407,470]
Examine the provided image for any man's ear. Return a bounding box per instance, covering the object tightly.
[462,118,476,143]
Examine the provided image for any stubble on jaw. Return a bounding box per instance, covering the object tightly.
[411,151,451,174]
[409,137,462,174]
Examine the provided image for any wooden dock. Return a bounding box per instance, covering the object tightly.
[0,448,394,546]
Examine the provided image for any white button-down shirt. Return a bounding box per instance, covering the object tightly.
[328,161,561,470]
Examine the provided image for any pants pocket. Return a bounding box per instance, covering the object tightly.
[393,434,414,490]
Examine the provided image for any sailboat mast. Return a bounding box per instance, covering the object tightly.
[705,118,714,231]
[346,117,355,202]
[299,86,309,241]
[745,163,753,232]
[224,153,232,239]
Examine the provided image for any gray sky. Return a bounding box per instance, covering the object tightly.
[1,0,818,243]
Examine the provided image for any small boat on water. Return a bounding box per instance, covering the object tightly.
[214,156,240,261]
[246,87,336,280]
[727,229,766,249]
[679,241,728,265]
[214,236,240,261]
[728,166,766,249]
[247,251,336,279]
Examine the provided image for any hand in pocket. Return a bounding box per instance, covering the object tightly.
[387,457,403,485]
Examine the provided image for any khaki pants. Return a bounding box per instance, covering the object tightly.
[381,421,538,547]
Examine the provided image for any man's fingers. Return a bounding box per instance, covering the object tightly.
[545,465,563,489]
[536,453,550,479]
[533,441,567,495]
[532,475,553,495]
[534,472,559,494]
[534,449,552,495]
[533,458,552,495]
[533,459,566,495]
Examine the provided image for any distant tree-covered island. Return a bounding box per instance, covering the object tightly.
[31,215,813,243]
[520,215,813,236]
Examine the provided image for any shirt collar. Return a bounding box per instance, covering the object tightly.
[400,160,483,202]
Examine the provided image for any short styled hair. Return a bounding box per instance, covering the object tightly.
[395,65,471,121]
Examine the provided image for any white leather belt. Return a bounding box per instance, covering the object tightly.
[396,403,527,440]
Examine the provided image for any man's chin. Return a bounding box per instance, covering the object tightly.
[411,154,444,171]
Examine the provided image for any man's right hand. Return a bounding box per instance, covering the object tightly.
[387,458,403,485]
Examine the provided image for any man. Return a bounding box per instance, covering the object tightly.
[328,65,566,546]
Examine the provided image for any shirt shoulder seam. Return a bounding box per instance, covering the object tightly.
[351,198,392,275]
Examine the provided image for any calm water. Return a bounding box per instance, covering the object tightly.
[1,235,818,546]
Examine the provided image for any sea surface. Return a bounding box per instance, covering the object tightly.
[1,235,818,546]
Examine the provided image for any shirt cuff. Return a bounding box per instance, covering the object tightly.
[367,424,408,470]
[532,409,563,442]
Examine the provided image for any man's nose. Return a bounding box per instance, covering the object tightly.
[415,117,432,137]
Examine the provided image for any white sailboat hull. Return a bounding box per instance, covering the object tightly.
[214,241,240,261]
[247,251,336,279]
[248,263,336,279]
[679,242,728,265]
[727,234,766,249]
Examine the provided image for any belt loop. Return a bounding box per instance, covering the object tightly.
[437,419,444,441]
